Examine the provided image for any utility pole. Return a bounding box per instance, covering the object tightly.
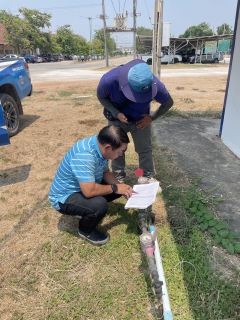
[133,0,137,59]
[152,0,163,79]
[101,0,137,63]
[77,15,95,57]
[102,0,109,67]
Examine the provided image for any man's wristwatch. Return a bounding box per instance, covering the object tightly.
[111,184,118,193]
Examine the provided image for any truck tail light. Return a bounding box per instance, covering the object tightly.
[24,61,31,81]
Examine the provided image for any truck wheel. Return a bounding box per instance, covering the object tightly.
[214,58,219,63]
[174,58,179,63]
[147,58,152,65]
[0,93,20,137]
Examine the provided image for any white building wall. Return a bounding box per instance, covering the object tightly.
[220,0,240,157]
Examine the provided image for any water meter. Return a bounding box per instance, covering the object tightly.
[140,232,155,254]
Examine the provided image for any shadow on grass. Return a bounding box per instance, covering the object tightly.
[0,164,31,187]
[57,201,140,238]
[18,114,40,134]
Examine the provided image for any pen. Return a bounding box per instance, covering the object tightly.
[132,190,139,194]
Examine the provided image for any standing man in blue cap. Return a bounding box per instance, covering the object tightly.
[97,59,174,183]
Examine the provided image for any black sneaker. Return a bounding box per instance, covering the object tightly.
[78,228,109,245]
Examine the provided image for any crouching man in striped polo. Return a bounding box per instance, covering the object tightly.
[49,125,135,246]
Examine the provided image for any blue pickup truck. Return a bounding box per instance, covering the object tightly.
[0,58,32,141]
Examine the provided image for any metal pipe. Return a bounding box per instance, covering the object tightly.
[138,211,163,318]
[150,225,174,320]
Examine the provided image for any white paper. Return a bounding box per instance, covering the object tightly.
[124,182,159,209]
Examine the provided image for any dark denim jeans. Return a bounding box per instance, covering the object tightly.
[58,183,121,233]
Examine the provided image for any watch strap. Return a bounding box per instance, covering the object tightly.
[111,184,118,193]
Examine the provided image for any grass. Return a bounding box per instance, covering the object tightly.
[160,62,229,69]
[152,138,240,319]
[162,108,222,119]
[0,76,239,319]
[94,62,229,72]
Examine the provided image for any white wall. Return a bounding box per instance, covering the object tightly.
[220,0,240,157]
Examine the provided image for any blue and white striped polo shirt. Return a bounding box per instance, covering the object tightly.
[49,135,109,210]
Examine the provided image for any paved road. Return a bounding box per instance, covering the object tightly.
[29,56,229,83]
[153,118,240,234]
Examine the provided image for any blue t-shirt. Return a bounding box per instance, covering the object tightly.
[49,135,109,210]
[97,66,170,121]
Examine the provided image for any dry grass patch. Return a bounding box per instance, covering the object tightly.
[161,75,227,112]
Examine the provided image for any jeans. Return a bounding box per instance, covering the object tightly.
[108,120,155,180]
[58,183,121,233]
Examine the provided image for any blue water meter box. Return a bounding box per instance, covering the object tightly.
[0,102,10,146]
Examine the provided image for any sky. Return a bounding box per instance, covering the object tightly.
[1,0,238,47]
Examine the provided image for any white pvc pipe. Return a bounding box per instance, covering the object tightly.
[150,226,174,320]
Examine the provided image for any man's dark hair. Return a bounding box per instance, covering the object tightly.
[98,125,130,150]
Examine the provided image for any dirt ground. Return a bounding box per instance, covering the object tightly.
[0,74,230,318]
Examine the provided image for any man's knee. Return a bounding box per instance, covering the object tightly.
[92,197,108,216]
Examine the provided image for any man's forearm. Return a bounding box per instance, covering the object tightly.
[103,170,119,184]
[97,93,120,118]
[150,95,174,121]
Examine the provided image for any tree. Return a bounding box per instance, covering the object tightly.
[137,27,153,36]
[217,23,233,35]
[18,7,52,51]
[40,33,62,54]
[179,22,213,38]
[93,28,115,55]
[0,11,30,53]
[136,26,153,53]
[92,38,104,55]
[0,8,53,53]
[56,25,88,55]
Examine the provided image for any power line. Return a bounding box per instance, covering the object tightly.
[144,0,153,27]
[32,4,102,11]
[110,0,118,14]
[122,0,127,15]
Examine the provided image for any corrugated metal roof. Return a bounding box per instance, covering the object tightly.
[137,34,233,52]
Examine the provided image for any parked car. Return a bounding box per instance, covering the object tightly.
[20,54,38,63]
[138,52,182,65]
[176,49,196,63]
[2,55,26,62]
[37,55,46,62]
[40,54,56,62]
[189,52,224,64]
[53,54,64,61]
[68,54,77,60]
[35,56,43,63]
[3,54,19,59]
[63,54,72,60]
[0,57,32,137]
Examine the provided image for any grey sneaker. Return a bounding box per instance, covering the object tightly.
[146,178,162,193]
[117,177,125,184]
[78,228,109,245]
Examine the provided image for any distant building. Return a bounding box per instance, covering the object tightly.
[116,45,133,54]
[0,23,15,57]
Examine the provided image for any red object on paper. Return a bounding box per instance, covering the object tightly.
[135,168,144,177]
